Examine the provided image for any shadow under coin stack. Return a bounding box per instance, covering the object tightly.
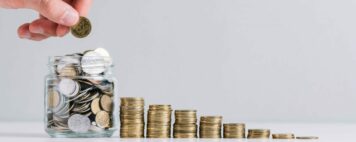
[247,129,271,139]
[173,110,198,138]
[120,97,145,138]
[223,123,245,138]
[199,116,223,138]
[147,105,172,138]
[272,133,295,139]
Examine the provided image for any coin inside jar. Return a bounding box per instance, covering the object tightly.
[96,111,111,128]
[100,95,113,112]
[68,114,91,133]
[47,88,61,109]
[81,50,107,75]
[91,98,101,114]
[58,78,80,97]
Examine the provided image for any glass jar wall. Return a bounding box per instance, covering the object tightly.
[44,49,117,138]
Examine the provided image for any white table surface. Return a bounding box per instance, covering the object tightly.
[0,122,354,142]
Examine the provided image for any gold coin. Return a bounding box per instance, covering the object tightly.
[57,66,78,77]
[100,95,113,112]
[272,133,295,139]
[149,104,172,110]
[48,88,60,109]
[91,98,101,114]
[71,16,91,38]
[95,111,111,128]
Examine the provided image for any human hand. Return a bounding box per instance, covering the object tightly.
[0,0,92,41]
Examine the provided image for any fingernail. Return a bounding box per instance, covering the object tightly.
[20,31,31,39]
[60,9,79,26]
[31,27,44,34]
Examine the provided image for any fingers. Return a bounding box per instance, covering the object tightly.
[29,18,58,36]
[57,25,70,37]
[22,0,80,26]
[73,0,93,16]
[18,23,49,41]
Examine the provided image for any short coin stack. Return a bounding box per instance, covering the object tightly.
[199,116,223,138]
[247,129,271,139]
[120,97,145,138]
[296,136,319,140]
[173,110,198,138]
[147,105,172,138]
[223,123,246,138]
[272,133,295,139]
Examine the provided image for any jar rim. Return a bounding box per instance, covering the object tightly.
[48,55,114,67]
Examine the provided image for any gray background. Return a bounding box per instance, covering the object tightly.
[0,0,355,122]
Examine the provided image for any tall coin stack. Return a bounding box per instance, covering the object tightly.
[120,97,145,138]
[247,129,271,139]
[199,116,223,138]
[173,110,198,138]
[147,105,172,138]
[223,123,246,138]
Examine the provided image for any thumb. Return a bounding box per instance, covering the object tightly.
[18,0,79,26]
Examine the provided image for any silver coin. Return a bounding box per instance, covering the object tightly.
[94,48,112,66]
[81,51,107,75]
[58,78,80,97]
[68,114,91,133]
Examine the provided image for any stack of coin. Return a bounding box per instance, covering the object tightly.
[46,48,115,133]
[120,97,145,138]
[147,105,172,138]
[173,110,198,138]
[272,133,295,139]
[247,129,271,139]
[199,116,222,138]
[223,123,245,138]
[296,136,319,140]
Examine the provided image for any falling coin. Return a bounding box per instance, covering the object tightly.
[71,16,91,38]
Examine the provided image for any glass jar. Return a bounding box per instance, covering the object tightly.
[44,50,118,138]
